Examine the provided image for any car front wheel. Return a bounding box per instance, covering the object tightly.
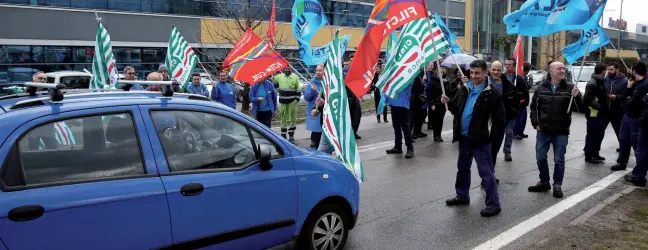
[299,204,350,250]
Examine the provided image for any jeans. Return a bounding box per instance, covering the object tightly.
[617,115,640,164]
[584,116,605,157]
[456,136,500,208]
[391,106,413,150]
[631,132,648,183]
[536,131,569,187]
[503,119,515,154]
[317,136,334,154]
[514,106,528,136]
[256,110,273,128]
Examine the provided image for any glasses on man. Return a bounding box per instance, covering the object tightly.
[126,72,135,75]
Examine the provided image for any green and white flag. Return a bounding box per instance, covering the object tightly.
[165,27,198,91]
[376,15,449,99]
[90,22,118,89]
[322,31,364,183]
[38,122,77,149]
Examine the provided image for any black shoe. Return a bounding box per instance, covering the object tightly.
[505,153,512,162]
[412,134,419,139]
[513,135,523,140]
[611,163,627,171]
[594,155,606,161]
[384,119,389,123]
[386,148,403,154]
[585,157,603,164]
[377,119,381,123]
[434,136,443,142]
[355,134,362,139]
[553,186,564,198]
[480,207,501,217]
[417,133,428,138]
[496,178,500,185]
[522,134,529,138]
[616,148,620,152]
[624,174,647,187]
[528,182,551,192]
[446,197,470,206]
[405,149,414,159]
[309,142,316,148]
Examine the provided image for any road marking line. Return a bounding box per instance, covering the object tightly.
[473,169,631,250]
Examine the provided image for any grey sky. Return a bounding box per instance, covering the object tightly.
[603,0,648,32]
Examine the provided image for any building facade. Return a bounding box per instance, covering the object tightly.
[0,0,470,83]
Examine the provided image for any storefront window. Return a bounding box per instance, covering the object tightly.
[114,48,142,64]
[142,48,166,63]
[37,0,70,7]
[44,46,72,64]
[74,47,94,63]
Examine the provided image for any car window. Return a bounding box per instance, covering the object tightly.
[60,76,91,89]
[151,110,257,172]
[46,77,55,83]
[14,113,145,186]
[250,129,283,157]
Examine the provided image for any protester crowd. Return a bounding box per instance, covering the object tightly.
[92,54,648,219]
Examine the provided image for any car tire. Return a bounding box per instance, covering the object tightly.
[298,204,350,250]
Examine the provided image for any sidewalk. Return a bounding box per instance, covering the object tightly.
[530,187,648,249]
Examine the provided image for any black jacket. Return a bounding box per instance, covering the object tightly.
[530,79,585,136]
[623,78,648,119]
[447,83,506,148]
[426,72,452,106]
[508,74,530,106]
[493,76,520,121]
[604,74,628,113]
[583,74,609,118]
[411,72,427,109]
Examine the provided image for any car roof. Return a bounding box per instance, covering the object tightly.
[0,90,217,115]
[45,71,93,77]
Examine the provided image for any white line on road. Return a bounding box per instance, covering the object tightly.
[357,129,453,153]
[473,169,632,250]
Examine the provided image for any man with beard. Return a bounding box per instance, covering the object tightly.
[604,62,628,151]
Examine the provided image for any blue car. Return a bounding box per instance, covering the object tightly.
[0,84,359,250]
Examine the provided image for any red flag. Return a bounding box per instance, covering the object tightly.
[344,0,428,98]
[267,0,276,47]
[223,28,288,85]
[513,35,524,76]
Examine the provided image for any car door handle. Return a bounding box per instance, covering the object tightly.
[180,183,204,196]
[8,205,45,222]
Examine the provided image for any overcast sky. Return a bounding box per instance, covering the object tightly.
[603,0,648,31]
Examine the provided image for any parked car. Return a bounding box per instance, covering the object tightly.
[566,65,595,96]
[0,87,359,250]
[528,70,547,85]
[46,71,92,89]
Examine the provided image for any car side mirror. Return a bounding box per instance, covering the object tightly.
[258,144,273,171]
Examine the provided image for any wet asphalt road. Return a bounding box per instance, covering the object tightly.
[280,106,627,250]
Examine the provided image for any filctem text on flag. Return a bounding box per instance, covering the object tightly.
[384,7,418,34]
[252,62,284,82]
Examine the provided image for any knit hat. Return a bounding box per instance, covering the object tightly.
[158,64,168,71]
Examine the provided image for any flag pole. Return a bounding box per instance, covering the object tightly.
[567,36,593,113]
[424,14,448,110]
[608,40,630,72]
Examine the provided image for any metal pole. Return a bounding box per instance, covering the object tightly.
[618,0,624,50]
[567,37,594,113]
[445,0,449,25]
[609,41,630,71]
[527,37,532,63]
[425,15,449,109]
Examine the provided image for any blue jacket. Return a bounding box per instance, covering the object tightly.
[211,81,237,109]
[389,81,413,109]
[304,77,324,132]
[249,80,278,116]
[187,82,210,97]
[604,74,629,112]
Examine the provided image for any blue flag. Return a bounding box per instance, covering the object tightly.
[434,13,462,54]
[563,25,610,65]
[292,0,329,66]
[504,0,607,37]
[309,35,350,66]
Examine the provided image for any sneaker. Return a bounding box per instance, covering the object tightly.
[386,148,403,154]
[594,155,606,161]
[405,149,414,159]
[624,174,647,187]
[611,163,627,171]
[585,157,603,164]
[445,197,470,206]
[513,135,523,140]
[553,186,564,198]
[528,182,551,192]
[505,153,512,162]
[480,207,501,217]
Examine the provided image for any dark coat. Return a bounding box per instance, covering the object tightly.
[530,79,585,136]
[583,74,609,118]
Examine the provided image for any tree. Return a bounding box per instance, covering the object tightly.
[539,32,564,64]
[198,0,291,112]
[494,34,518,55]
